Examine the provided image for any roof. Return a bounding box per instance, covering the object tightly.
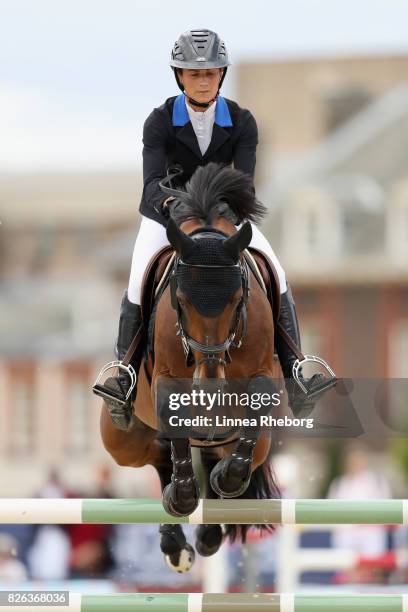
[267,84,408,204]
[0,169,142,227]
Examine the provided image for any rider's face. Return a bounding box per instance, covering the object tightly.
[178,68,223,107]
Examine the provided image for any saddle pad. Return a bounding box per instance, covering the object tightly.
[245,247,281,322]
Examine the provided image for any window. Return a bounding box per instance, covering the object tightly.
[286,186,341,262]
[10,380,35,456]
[322,85,372,134]
[386,179,408,263]
[307,211,318,252]
[300,319,324,377]
[386,319,408,434]
[66,379,89,455]
[389,319,408,377]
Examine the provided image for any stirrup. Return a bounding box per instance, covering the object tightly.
[292,355,337,398]
[92,360,137,405]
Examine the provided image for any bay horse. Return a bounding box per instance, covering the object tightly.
[100,162,281,572]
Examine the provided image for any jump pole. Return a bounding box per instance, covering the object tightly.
[0,498,407,525]
[1,593,407,611]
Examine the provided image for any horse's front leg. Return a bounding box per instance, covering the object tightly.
[162,438,200,517]
[209,374,274,498]
[154,375,201,516]
[209,434,259,498]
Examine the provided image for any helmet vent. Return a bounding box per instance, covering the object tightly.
[172,42,184,60]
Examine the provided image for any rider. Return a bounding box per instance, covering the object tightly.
[94,29,329,430]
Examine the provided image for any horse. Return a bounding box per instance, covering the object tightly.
[99,162,281,572]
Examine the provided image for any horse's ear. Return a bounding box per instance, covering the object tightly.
[166,217,195,259]
[222,221,252,259]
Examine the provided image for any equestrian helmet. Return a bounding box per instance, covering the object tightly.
[170,29,231,91]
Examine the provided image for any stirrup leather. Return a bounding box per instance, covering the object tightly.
[92,360,137,405]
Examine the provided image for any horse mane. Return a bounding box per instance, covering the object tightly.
[169,162,267,226]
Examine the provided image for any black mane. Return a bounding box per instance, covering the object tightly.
[169,162,267,226]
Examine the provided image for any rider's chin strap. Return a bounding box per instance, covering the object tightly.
[185,95,216,109]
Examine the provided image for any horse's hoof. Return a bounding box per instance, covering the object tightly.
[162,481,200,517]
[195,524,223,557]
[159,524,186,554]
[164,543,195,573]
[209,458,251,498]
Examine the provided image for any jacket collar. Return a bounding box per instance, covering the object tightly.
[172,94,233,127]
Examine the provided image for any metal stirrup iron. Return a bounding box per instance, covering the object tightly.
[92,361,137,405]
[92,323,143,405]
[292,355,337,398]
[276,321,337,397]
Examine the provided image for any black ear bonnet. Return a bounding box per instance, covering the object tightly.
[175,229,242,317]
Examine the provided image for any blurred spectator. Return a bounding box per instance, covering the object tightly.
[92,464,115,499]
[64,465,115,579]
[27,467,72,579]
[390,523,408,584]
[0,526,37,569]
[36,468,69,498]
[27,525,70,580]
[0,534,27,582]
[65,523,113,578]
[328,445,392,583]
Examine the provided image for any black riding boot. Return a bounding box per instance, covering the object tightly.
[275,285,326,417]
[94,290,143,431]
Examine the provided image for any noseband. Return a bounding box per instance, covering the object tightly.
[169,229,250,369]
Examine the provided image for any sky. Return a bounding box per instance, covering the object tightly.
[2,0,408,170]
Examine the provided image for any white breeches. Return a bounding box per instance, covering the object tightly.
[127,216,287,304]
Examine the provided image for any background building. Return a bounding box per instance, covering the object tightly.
[237,55,408,379]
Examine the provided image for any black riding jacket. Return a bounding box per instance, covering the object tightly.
[139,94,258,227]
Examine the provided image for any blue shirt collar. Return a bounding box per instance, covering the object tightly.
[172,94,233,127]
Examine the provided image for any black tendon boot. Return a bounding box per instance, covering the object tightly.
[275,285,328,417]
[93,291,143,430]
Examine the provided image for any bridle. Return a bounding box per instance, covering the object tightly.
[169,228,250,370]
[159,170,250,371]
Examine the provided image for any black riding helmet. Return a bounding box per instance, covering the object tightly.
[170,29,231,108]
